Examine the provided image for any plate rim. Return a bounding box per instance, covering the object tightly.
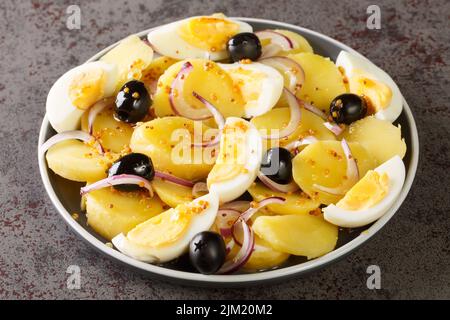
[37,17,419,286]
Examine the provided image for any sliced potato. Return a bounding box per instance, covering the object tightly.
[275,29,313,54]
[100,35,154,90]
[86,187,165,240]
[292,140,377,204]
[130,117,216,181]
[46,140,110,182]
[248,183,320,215]
[153,59,245,119]
[289,52,347,111]
[151,178,194,208]
[251,107,336,150]
[253,214,338,259]
[343,116,406,165]
[243,236,290,271]
[141,56,178,93]
[81,104,133,153]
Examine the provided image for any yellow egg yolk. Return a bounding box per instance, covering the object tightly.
[336,170,389,211]
[207,122,249,186]
[349,70,393,112]
[225,67,266,110]
[178,15,239,52]
[69,68,106,110]
[126,200,209,247]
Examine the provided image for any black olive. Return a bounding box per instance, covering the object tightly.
[260,147,293,184]
[330,93,367,125]
[227,32,262,62]
[115,80,151,123]
[108,153,154,191]
[189,231,226,275]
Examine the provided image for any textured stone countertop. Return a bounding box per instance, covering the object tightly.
[0,0,449,299]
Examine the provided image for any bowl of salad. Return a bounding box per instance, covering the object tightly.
[38,15,419,286]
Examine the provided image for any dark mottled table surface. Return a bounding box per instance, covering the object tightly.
[0,0,449,299]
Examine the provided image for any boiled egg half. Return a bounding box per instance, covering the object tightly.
[219,62,284,118]
[336,51,403,123]
[46,61,118,132]
[207,117,263,203]
[147,14,252,61]
[323,155,405,228]
[112,192,219,263]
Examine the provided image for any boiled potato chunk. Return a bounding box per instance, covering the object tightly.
[343,116,406,165]
[85,187,165,240]
[292,140,377,204]
[275,29,313,54]
[250,107,336,150]
[100,35,154,90]
[289,52,347,111]
[141,56,178,93]
[152,178,194,208]
[248,183,320,215]
[253,214,338,259]
[130,117,216,181]
[153,59,245,119]
[81,103,133,153]
[243,236,290,271]
[46,140,110,182]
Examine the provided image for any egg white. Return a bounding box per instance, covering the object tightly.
[208,117,263,203]
[147,16,252,61]
[219,62,284,118]
[323,155,405,228]
[112,192,219,263]
[46,61,118,133]
[336,51,403,123]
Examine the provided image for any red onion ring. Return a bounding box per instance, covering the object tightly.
[169,62,212,120]
[259,56,305,93]
[323,121,345,136]
[259,43,283,59]
[217,219,255,274]
[191,91,224,147]
[225,238,235,255]
[262,88,301,140]
[220,201,251,213]
[239,197,286,222]
[256,30,293,50]
[216,209,240,238]
[80,174,154,197]
[257,172,299,193]
[88,98,113,134]
[192,182,208,198]
[40,130,103,155]
[284,135,318,153]
[313,139,359,195]
[154,170,194,188]
[301,101,328,120]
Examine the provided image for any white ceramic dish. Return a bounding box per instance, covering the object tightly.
[38,18,419,287]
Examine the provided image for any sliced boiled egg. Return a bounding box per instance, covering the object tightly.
[336,51,403,123]
[46,61,118,132]
[207,117,263,203]
[219,62,283,118]
[112,192,219,263]
[147,14,252,61]
[323,155,405,228]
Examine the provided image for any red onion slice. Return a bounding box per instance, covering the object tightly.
[284,135,318,153]
[301,101,328,120]
[313,139,359,195]
[239,197,286,222]
[257,172,299,193]
[191,91,224,147]
[220,201,251,213]
[262,88,301,140]
[217,219,255,274]
[154,170,194,188]
[216,209,240,238]
[169,62,212,120]
[87,98,113,134]
[259,56,305,93]
[80,174,154,197]
[259,43,283,59]
[255,30,293,50]
[40,130,103,155]
[225,238,235,255]
[192,182,208,198]
[323,121,345,136]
